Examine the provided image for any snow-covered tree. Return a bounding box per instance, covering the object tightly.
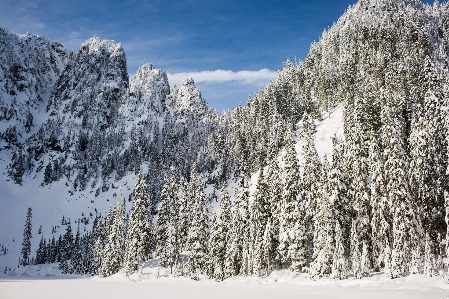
[101,195,126,276]
[309,163,334,280]
[331,222,348,279]
[177,177,190,252]
[206,214,225,280]
[424,233,434,277]
[225,171,249,277]
[124,172,153,275]
[186,167,210,277]
[278,131,308,271]
[20,207,32,267]
[157,168,178,271]
[382,93,422,278]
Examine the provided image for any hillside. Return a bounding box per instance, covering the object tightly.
[1,0,449,286]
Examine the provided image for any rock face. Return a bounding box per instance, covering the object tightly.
[123,63,170,119]
[167,76,207,115]
[3,31,214,200]
[46,37,129,129]
[0,27,74,148]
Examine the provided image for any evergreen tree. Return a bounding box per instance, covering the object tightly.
[382,94,423,278]
[224,172,249,277]
[424,233,434,277]
[205,213,225,280]
[328,137,349,248]
[101,195,126,276]
[309,163,334,280]
[20,207,32,267]
[186,167,210,277]
[301,112,321,247]
[157,168,178,271]
[369,133,391,271]
[36,235,46,265]
[177,177,190,252]
[124,172,153,275]
[207,187,232,280]
[350,220,363,279]
[250,168,270,275]
[59,221,74,274]
[331,222,348,279]
[92,215,106,274]
[278,130,308,271]
[264,154,283,266]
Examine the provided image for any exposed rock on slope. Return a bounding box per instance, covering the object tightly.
[0,27,74,148]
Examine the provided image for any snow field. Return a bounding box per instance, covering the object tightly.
[2,260,449,299]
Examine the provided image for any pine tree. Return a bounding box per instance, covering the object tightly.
[205,213,225,280]
[424,233,434,277]
[261,217,274,274]
[369,133,391,271]
[360,242,370,277]
[186,168,210,277]
[278,131,308,271]
[177,177,190,252]
[350,220,362,279]
[101,195,126,276]
[59,221,74,274]
[36,235,45,265]
[224,172,249,278]
[331,222,348,279]
[309,162,334,280]
[20,207,32,267]
[167,168,180,273]
[250,168,270,276]
[382,94,422,278]
[157,168,178,271]
[157,173,171,266]
[420,60,448,241]
[92,216,106,274]
[124,172,153,275]
[301,112,321,249]
[264,154,283,266]
[328,137,349,249]
[208,187,232,279]
[384,242,392,279]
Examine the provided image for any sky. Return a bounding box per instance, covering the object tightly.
[0,0,435,111]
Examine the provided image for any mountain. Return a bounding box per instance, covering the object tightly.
[0,27,74,150]
[1,0,449,281]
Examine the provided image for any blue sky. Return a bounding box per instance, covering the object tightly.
[0,0,434,111]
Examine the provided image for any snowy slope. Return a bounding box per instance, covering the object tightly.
[210,106,344,215]
[0,166,140,273]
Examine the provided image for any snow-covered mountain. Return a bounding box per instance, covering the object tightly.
[2,0,449,285]
[0,29,214,272]
[0,27,74,149]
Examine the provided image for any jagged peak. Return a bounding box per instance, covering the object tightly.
[133,63,167,80]
[181,76,195,86]
[139,63,155,72]
[80,37,124,58]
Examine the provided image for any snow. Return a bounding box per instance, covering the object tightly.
[1,261,449,299]
[294,105,344,165]
[0,166,139,275]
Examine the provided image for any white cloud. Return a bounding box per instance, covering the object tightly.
[167,69,278,87]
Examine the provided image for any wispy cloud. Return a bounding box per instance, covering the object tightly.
[168,69,277,87]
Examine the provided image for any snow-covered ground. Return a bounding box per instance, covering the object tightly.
[1,260,449,299]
